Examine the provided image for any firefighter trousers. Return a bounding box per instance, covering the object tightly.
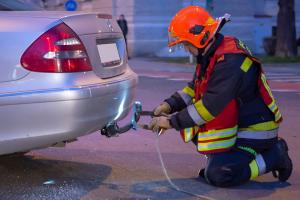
[203,148,256,187]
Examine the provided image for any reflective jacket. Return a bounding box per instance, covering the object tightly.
[167,35,282,154]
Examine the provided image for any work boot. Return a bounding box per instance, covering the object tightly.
[269,138,293,182]
[198,168,205,179]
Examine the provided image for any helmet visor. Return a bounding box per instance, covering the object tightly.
[168,31,182,47]
[168,42,185,53]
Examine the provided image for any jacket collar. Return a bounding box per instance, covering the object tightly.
[205,33,224,57]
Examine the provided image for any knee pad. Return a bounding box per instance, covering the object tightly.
[205,165,235,187]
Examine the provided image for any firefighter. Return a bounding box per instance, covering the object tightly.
[149,6,293,187]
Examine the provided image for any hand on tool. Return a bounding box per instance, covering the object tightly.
[153,102,171,116]
[149,116,172,135]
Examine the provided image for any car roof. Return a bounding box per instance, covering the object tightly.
[0,11,99,19]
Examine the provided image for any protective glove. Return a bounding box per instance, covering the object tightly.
[149,116,172,134]
[153,102,171,116]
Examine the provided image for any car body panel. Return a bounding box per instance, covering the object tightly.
[0,14,59,83]
[0,11,138,155]
[0,68,137,155]
[61,13,127,78]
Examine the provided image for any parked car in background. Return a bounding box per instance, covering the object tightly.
[0,10,138,155]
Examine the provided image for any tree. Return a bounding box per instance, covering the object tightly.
[276,0,297,57]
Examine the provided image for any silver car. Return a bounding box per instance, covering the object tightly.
[0,11,138,155]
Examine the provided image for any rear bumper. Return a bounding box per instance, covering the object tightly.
[0,67,138,155]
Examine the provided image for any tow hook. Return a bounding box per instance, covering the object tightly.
[100,101,166,137]
[100,101,142,137]
[100,121,120,137]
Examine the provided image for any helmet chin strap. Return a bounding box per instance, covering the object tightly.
[197,48,205,57]
[199,37,216,57]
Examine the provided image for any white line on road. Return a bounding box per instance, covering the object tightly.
[272,79,300,82]
[266,73,296,76]
[139,74,169,79]
[268,76,300,79]
[168,78,191,81]
[138,72,300,83]
[272,89,300,92]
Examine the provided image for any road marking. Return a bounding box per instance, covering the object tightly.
[272,79,300,82]
[139,75,191,82]
[139,74,169,79]
[138,72,192,81]
[266,73,300,82]
[138,71,300,84]
[168,78,190,81]
[266,72,296,76]
[268,76,300,79]
[272,89,299,92]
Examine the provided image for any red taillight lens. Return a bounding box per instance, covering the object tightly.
[21,23,92,73]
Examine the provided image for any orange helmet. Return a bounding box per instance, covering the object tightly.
[168,6,223,49]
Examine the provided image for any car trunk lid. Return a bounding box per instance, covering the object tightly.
[61,13,127,79]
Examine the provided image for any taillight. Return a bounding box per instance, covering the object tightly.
[21,23,92,73]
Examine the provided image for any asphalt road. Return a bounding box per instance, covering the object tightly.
[0,58,300,200]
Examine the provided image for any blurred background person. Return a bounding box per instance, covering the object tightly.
[117,14,130,59]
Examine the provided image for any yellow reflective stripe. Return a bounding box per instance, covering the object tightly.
[268,101,282,122]
[249,160,259,180]
[199,126,237,141]
[183,128,194,142]
[275,111,282,122]
[238,121,279,131]
[268,101,277,112]
[261,73,283,122]
[194,100,214,122]
[182,86,195,98]
[197,136,236,151]
[261,73,275,99]
[240,57,253,72]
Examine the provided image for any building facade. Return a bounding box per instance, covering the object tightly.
[3,0,299,56]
